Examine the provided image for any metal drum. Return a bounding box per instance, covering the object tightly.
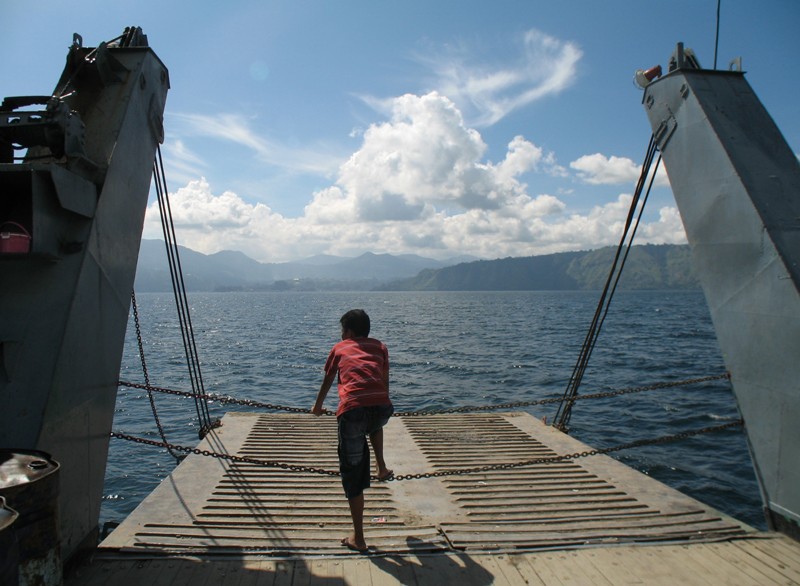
[0,450,61,586]
[0,495,20,586]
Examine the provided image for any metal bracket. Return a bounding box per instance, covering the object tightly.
[654,115,678,151]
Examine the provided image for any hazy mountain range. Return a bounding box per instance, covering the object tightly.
[134,239,477,292]
[135,240,698,292]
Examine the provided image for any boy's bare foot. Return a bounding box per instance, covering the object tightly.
[341,536,368,553]
[377,468,394,481]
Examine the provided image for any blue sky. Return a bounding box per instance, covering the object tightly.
[4,1,798,262]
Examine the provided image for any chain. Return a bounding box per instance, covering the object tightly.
[110,419,743,481]
[119,380,327,414]
[392,420,743,480]
[110,431,340,477]
[396,373,730,416]
[119,373,730,418]
[130,293,182,461]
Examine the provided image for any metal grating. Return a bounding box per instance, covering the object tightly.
[117,414,447,555]
[102,412,749,556]
[404,413,747,550]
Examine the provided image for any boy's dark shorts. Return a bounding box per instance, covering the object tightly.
[337,404,393,499]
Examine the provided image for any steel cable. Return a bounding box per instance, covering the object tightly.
[553,136,662,431]
[152,147,217,437]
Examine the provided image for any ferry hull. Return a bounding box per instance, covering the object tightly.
[642,51,800,536]
[0,34,169,560]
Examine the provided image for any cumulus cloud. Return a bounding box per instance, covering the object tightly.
[637,205,687,243]
[143,178,285,258]
[305,92,551,223]
[570,153,670,187]
[150,92,684,263]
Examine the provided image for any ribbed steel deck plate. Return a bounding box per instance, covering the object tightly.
[100,411,749,556]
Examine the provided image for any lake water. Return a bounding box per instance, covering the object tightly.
[104,290,765,531]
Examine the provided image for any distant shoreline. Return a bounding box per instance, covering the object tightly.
[135,242,697,293]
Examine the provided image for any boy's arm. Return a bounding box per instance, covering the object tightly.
[312,372,336,416]
[384,347,390,392]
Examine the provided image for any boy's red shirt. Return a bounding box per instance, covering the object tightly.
[324,337,390,416]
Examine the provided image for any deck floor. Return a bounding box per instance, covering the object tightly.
[68,537,800,585]
[69,412,800,584]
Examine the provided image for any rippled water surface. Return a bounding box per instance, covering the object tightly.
[104,290,764,530]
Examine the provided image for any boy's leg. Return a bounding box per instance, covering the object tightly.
[338,409,371,551]
[344,493,367,551]
[369,428,392,480]
[367,404,394,480]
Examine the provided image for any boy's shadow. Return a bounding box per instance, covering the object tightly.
[368,537,495,585]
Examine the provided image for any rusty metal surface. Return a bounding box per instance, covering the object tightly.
[0,450,61,585]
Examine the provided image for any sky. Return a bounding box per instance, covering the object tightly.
[4,1,798,263]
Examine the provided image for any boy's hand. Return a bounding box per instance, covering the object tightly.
[313,375,334,416]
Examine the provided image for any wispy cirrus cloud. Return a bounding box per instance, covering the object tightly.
[160,138,207,186]
[361,28,582,127]
[168,112,344,175]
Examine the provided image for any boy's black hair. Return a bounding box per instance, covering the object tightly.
[340,309,370,337]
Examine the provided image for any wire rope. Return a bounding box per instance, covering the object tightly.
[553,136,661,431]
[152,146,217,437]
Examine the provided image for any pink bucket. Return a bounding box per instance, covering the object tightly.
[0,222,31,254]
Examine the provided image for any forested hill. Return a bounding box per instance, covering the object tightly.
[379,244,698,291]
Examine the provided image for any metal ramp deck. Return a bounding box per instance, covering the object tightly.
[99,411,750,556]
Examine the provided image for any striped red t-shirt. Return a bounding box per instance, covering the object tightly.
[324,337,390,416]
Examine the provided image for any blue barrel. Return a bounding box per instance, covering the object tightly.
[0,450,61,586]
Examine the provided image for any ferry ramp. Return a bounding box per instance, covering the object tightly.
[67,411,800,584]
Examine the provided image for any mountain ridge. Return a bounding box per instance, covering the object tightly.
[134,240,475,291]
[379,244,697,291]
[134,240,697,292]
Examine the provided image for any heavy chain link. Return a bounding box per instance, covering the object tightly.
[118,373,730,418]
[130,293,182,461]
[119,380,324,414]
[110,419,743,481]
[110,431,340,477]
[394,373,730,416]
[390,420,743,481]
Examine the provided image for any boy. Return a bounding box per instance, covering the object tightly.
[311,309,393,553]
